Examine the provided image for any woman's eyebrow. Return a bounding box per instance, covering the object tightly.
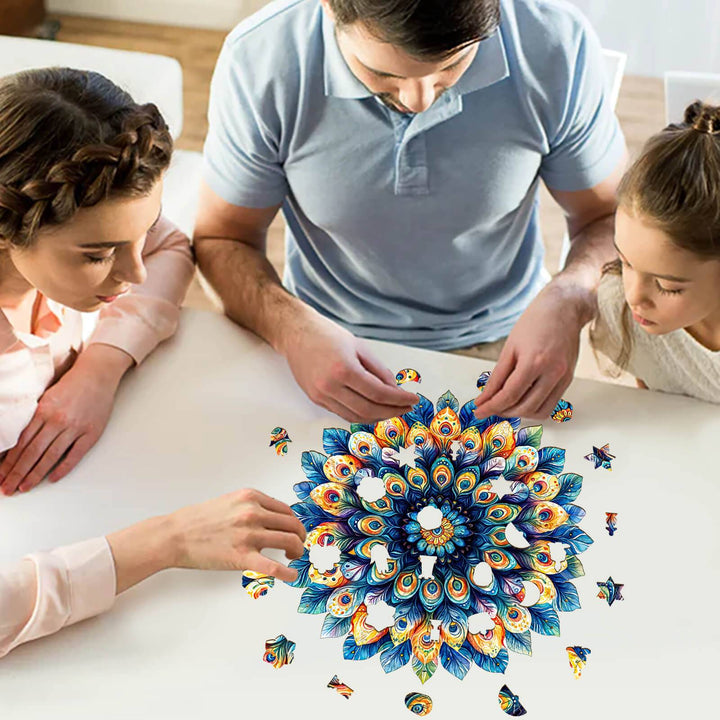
[78,209,162,249]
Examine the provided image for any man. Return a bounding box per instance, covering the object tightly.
[195,0,627,422]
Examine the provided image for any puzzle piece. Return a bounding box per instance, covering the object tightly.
[269,426,291,456]
[597,576,624,606]
[241,570,275,599]
[498,684,527,716]
[429,619,442,641]
[396,368,422,385]
[605,512,618,536]
[327,675,354,699]
[405,692,433,716]
[585,443,615,470]
[550,399,573,423]
[263,634,295,668]
[417,505,443,531]
[566,646,591,678]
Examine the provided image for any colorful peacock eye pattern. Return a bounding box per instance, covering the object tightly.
[396,368,422,385]
[405,692,433,715]
[289,391,593,684]
[242,570,275,599]
[263,634,295,668]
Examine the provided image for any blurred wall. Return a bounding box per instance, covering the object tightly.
[47,0,269,31]
[49,0,720,77]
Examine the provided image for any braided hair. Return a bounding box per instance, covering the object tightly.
[0,68,172,248]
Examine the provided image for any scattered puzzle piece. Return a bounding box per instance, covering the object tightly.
[269,427,291,456]
[584,443,615,470]
[551,399,573,423]
[327,675,354,699]
[597,576,624,606]
[498,684,527,716]
[566,646,591,678]
[241,570,275,599]
[263,634,295,668]
[405,692,433,716]
[476,371,492,391]
[396,368,422,385]
[605,512,618,536]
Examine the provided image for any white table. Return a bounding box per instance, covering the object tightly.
[0,309,717,718]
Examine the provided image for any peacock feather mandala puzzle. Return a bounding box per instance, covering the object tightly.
[288,391,593,684]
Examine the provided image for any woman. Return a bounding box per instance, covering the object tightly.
[0,68,305,658]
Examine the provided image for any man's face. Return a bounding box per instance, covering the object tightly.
[331,15,479,114]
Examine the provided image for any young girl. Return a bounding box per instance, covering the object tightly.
[0,69,305,658]
[591,101,720,402]
[0,67,194,494]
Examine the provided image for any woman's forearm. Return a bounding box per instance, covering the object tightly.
[106,514,178,594]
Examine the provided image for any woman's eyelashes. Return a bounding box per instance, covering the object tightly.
[83,251,115,264]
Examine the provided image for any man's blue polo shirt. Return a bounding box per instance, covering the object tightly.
[203,0,626,350]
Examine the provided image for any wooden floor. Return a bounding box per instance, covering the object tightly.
[53,13,665,383]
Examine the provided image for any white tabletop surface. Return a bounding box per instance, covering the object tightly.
[0,308,717,719]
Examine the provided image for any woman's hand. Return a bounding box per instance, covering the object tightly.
[0,344,133,496]
[107,489,307,592]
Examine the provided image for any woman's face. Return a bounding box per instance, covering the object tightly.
[4,181,162,312]
[615,207,720,338]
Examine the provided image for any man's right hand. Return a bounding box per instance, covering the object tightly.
[280,309,419,423]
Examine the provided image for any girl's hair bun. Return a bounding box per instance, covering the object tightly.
[684,100,720,135]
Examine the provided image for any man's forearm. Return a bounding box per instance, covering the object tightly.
[553,212,617,324]
[195,239,308,354]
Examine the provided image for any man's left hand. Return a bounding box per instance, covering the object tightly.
[472,278,595,419]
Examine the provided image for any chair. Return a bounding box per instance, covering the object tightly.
[0,34,202,237]
[556,49,627,270]
[664,71,720,124]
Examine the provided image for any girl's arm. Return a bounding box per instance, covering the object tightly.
[0,489,305,659]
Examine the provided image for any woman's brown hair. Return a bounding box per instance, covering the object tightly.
[0,67,172,248]
[591,100,720,371]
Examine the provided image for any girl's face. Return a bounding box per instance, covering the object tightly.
[3,181,162,313]
[615,207,720,338]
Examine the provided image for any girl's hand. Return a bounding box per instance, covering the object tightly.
[0,344,132,496]
[107,489,307,592]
